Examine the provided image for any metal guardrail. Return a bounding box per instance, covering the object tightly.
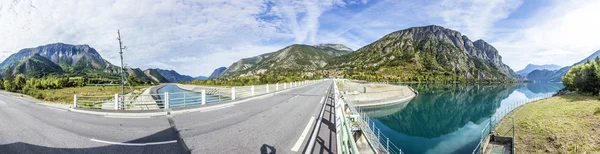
[334,80,404,154]
[74,79,325,110]
[471,93,553,154]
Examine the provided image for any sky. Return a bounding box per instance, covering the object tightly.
[1,0,600,76]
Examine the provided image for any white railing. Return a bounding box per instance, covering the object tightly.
[334,80,404,154]
[74,79,325,110]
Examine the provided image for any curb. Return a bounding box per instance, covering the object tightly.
[353,92,416,107]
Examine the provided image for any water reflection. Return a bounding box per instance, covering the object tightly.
[362,82,564,154]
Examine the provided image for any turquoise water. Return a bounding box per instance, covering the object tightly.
[361,82,564,154]
[157,84,221,108]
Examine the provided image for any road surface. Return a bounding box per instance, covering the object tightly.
[0,80,335,154]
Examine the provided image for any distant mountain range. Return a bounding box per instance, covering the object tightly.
[156,69,195,82]
[0,43,196,84]
[516,64,562,76]
[525,49,600,82]
[196,76,208,80]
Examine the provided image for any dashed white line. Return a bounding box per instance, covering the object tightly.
[104,116,150,119]
[291,116,315,152]
[90,138,177,146]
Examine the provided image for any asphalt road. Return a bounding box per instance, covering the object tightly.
[0,80,334,154]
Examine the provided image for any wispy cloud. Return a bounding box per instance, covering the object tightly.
[2,0,598,75]
[491,0,600,70]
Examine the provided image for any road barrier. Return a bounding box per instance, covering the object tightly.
[74,79,325,110]
[471,93,554,154]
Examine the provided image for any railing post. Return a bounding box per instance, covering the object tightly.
[73,94,78,108]
[266,84,269,93]
[284,83,287,89]
[183,93,187,107]
[114,94,119,110]
[276,83,279,91]
[251,85,255,96]
[165,92,170,109]
[232,87,236,100]
[387,138,390,152]
[201,89,206,105]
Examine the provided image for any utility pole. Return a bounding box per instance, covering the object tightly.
[117,30,127,110]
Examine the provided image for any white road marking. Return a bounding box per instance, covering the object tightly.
[291,116,315,152]
[0,100,5,105]
[90,138,177,146]
[200,104,233,112]
[104,116,150,119]
[46,106,66,112]
[319,97,324,104]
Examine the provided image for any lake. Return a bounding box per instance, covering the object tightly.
[360,82,564,154]
[157,84,223,108]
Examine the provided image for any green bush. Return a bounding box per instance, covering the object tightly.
[563,57,600,94]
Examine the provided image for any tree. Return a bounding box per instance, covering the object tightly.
[4,66,14,81]
[14,74,26,91]
[4,80,13,92]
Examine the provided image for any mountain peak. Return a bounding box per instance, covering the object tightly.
[314,44,353,52]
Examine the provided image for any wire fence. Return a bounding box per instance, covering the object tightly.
[471,93,554,154]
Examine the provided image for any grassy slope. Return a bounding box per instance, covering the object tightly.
[494,94,600,153]
[31,86,149,104]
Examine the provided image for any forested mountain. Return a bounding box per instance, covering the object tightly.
[0,43,174,84]
[12,54,63,78]
[144,69,169,83]
[0,43,118,75]
[336,25,517,82]
[208,67,226,79]
[219,44,352,78]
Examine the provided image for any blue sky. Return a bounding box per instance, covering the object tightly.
[1,0,600,76]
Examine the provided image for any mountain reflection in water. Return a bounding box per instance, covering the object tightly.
[360,82,563,154]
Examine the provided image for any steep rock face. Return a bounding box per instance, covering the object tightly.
[13,54,63,78]
[156,69,194,82]
[314,44,353,52]
[347,25,517,80]
[208,67,227,79]
[220,44,351,78]
[143,69,169,83]
[516,64,562,76]
[0,43,117,74]
[124,67,152,82]
[219,53,273,78]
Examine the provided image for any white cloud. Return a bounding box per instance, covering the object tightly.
[491,0,600,70]
[0,0,354,76]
